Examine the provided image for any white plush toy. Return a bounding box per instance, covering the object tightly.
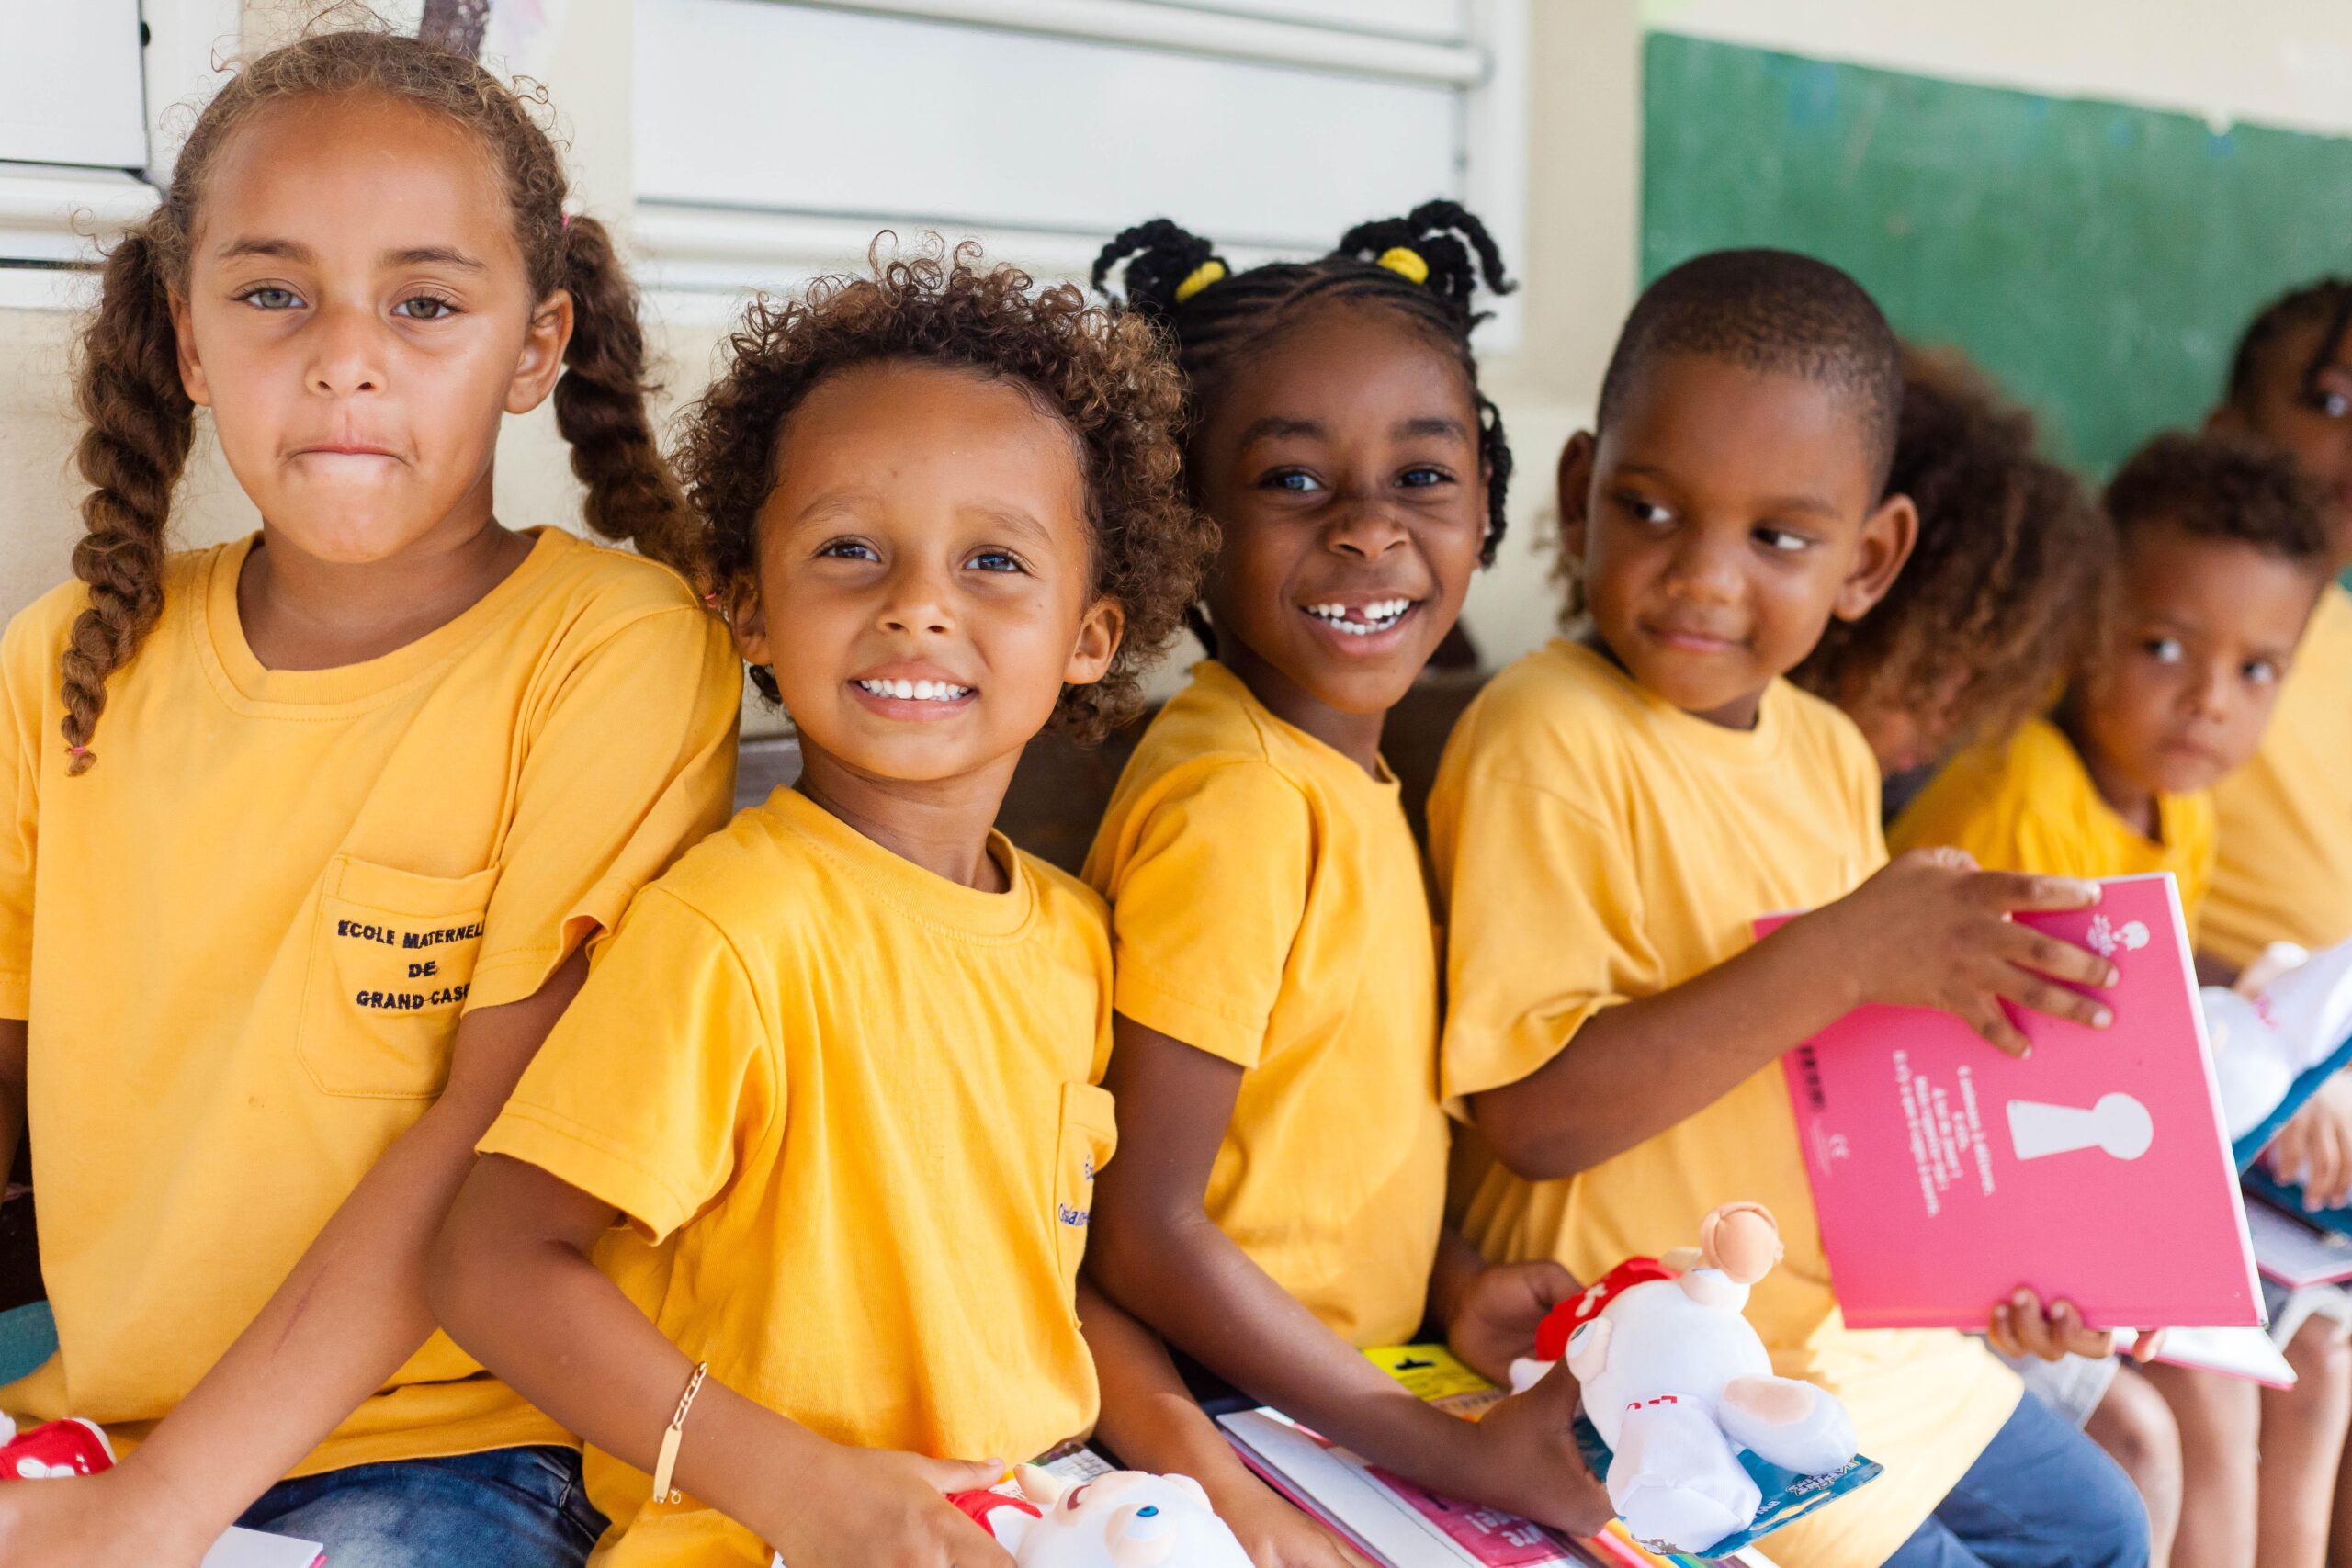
[2202,939,2352,1141]
[1508,1202,1858,1555]
[951,1466,1255,1568]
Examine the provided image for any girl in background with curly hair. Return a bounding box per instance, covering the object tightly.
[431,243,1232,1568]
[0,28,741,1568]
[1792,348,2109,813]
[1079,204,1609,1556]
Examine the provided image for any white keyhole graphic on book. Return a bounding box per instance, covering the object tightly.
[2007,1093,2154,1162]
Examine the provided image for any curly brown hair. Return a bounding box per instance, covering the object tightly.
[2105,429,2331,568]
[60,28,700,777]
[672,241,1214,744]
[1792,348,2108,758]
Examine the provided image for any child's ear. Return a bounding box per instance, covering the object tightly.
[1063,596,1125,687]
[1833,491,1918,623]
[505,289,576,416]
[1555,432,1597,561]
[169,291,209,409]
[726,571,772,671]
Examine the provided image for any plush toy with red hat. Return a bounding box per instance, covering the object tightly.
[1509,1202,1858,1555]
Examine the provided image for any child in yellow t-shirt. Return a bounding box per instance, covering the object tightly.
[1894,431,2326,933]
[1430,250,2147,1568]
[0,34,739,1566]
[1894,429,2333,1568]
[427,248,1307,1568]
[1082,205,1607,1540]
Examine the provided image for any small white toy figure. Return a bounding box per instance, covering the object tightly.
[2203,938,2352,1141]
[952,1467,1256,1568]
[1509,1202,1858,1555]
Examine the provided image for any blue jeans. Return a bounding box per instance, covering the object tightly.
[1883,1389,2150,1567]
[235,1446,606,1568]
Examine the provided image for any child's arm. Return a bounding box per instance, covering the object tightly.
[1471,850,2120,1181]
[0,959,606,1567]
[430,1152,1014,1568]
[1079,1279,1373,1568]
[1091,1018,1611,1539]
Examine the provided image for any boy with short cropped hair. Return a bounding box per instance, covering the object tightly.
[1429,250,2149,1568]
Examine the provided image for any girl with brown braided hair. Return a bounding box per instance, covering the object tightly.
[0,29,739,1567]
[1079,205,1611,1553]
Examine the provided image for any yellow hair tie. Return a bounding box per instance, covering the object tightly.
[1173,259,1227,303]
[1375,246,1430,285]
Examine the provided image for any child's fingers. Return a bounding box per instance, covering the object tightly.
[1960,999,2033,1059]
[909,1455,1009,1495]
[945,1511,1019,1568]
[2047,1300,2114,1359]
[1987,1302,2024,1358]
[1989,921,2120,992]
[1972,871,2103,914]
[1989,963,2114,1031]
[2004,1289,2062,1359]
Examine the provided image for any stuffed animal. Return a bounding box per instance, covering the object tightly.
[2203,939,2352,1141]
[945,1466,1255,1568]
[1508,1203,1858,1555]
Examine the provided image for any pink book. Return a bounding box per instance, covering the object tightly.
[1764,874,2260,1332]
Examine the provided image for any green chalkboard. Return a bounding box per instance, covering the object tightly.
[1642,33,2352,474]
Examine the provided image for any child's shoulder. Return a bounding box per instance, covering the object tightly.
[1113,663,1323,815]
[521,527,716,635]
[1445,638,1679,784]
[3,547,222,692]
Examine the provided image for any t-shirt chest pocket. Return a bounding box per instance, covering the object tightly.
[300,855,500,1100]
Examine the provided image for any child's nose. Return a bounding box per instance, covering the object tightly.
[306,302,386,397]
[1661,530,1743,603]
[877,561,955,636]
[1326,502,1409,558]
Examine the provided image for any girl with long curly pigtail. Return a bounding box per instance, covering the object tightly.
[0,28,740,1567]
[1076,202,1612,1558]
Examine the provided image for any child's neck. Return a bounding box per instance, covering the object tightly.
[1580,629,1767,730]
[2053,701,2161,841]
[794,744,1015,893]
[1216,635,1387,776]
[239,509,532,672]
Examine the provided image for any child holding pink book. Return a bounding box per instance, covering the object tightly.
[1430,249,2148,1568]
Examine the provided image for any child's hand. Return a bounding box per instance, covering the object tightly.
[1824,849,2116,1055]
[2267,1075,2352,1210]
[1196,1466,1376,1568]
[1987,1287,2116,1362]
[1446,1258,1580,1387]
[764,1447,1015,1568]
[1458,1360,1613,1537]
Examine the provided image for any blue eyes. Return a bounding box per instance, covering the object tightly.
[819,540,881,563]
[967,550,1022,573]
[1259,468,1452,493]
[1137,1506,1159,1518]
[233,288,458,320]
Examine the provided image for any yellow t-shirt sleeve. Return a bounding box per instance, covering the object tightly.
[467,606,741,1011]
[1103,760,1312,1068]
[480,884,778,1242]
[0,599,49,1020]
[1437,773,1655,1106]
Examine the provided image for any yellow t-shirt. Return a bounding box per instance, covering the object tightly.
[1082,661,1448,1348]
[1429,640,2019,1568]
[2206,584,2352,969]
[480,786,1114,1568]
[0,528,740,1474]
[1891,716,2217,935]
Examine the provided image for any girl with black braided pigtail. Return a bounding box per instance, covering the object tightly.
[0,28,740,1568]
[1075,206,1611,1561]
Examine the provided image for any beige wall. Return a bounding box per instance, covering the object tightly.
[0,0,1636,721]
